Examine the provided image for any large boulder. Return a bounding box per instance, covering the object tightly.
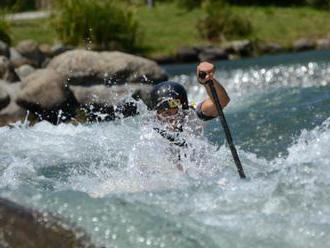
[0,82,10,110]
[0,197,95,248]
[16,69,78,124]
[0,56,20,82]
[16,39,45,67]
[47,49,168,86]
[0,40,10,58]
[70,83,152,121]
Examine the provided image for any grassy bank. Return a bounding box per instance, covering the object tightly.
[8,3,330,57]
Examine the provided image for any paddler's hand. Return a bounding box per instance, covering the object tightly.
[197,62,215,85]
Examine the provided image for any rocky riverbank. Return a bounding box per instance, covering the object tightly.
[1,35,330,127]
[153,36,330,64]
[0,39,167,127]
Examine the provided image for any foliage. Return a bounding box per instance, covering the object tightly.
[0,11,11,45]
[51,0,141,51]
[176,0,203,9]
[0,0,36,11]
[197,0,252,41]
[306,0,330,9]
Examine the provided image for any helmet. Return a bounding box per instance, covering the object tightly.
[150,81,188,111]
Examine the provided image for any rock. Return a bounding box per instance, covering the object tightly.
[258,42,285,54]
[223,40,253,57]
[0,81,26,127]
[70,84,144,121]
[9,47,23,61]
[47,49,168,85]
[9,47,34,68]
[0,40,10,58]
[316,38,330,50]
[0,82,10,110]
[39,43,53,57]
[100,51,168,84]
[153,55,176,64]
[16,69,78,124]
[0,197,95,248]
[16,39,45,67]
[15,64,35,79]
[0,56,20,82]
[176,47,199,62]
[293,38,316,52]
[51,43,74,57]
[198,46,228,61]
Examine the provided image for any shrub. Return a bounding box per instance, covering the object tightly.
[176,0,203,9]
[51,0,141,52]
[197,0,252,41]
[306,0,330,9]
[0,0,37,11]
[0,12,11,45]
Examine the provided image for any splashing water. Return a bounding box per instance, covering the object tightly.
[0,50,330,247]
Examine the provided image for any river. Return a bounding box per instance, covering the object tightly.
[0,50,329,247]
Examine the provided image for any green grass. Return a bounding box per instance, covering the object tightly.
[10,19,56,45]
[8,3,330,57]
[236,6,330,48]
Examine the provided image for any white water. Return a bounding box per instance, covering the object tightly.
[0,52,330,247]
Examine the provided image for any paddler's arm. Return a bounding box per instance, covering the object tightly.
[196,62,230,118]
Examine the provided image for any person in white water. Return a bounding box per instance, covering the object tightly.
[149,61,230,170]
[150,61,230,146]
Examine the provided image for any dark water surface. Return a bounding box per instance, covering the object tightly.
[0,50,329,247]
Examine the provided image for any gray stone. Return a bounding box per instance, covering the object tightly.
[0,40,10,58]
[0,82,10,110]
[70,84,147,106]
[0,81,26,126]
[223,40,253,57]
[0,56,20,82]
[15,64,35,79]
[153,55,176,64]
[9,47,34,68]
[258,42,285,54]
[16,39,45,67]
[16,68,78,123]
[10,47,23,61]
[198,47,228,61]
[293,39,316,52]
[39,43,52,57]
[47,49,168,86]
[0,197,95,248]
[71,84,148,121]
[176,47,199,62]
[100,51,168,84]
[316,38,330,50]
[51,43,74,57]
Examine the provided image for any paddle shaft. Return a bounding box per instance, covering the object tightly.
[207,80,246,179]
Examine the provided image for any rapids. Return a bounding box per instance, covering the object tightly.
[0,50,329,247]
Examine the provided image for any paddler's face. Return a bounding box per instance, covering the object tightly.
[156,101,185,130]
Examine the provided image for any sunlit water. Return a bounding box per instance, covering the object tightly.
[1,50,330,247]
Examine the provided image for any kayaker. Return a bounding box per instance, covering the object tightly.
[150,61,230,146]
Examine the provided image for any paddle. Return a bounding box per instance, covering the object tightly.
[199,71,246,179]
